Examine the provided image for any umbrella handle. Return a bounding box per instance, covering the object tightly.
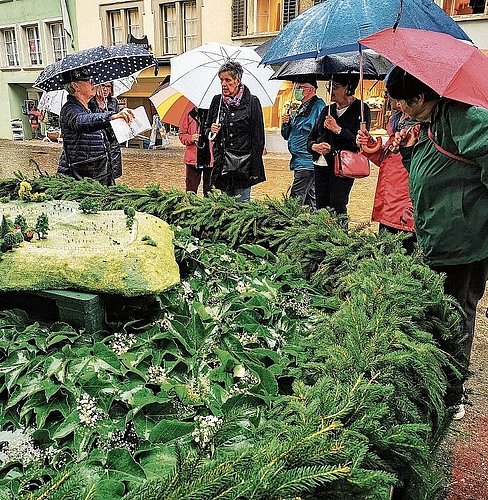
[360,122,382,153]
[208,97,222,141]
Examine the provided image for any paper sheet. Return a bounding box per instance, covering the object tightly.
[111,106,151,143]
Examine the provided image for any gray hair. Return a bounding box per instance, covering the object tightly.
[218,60,243,81]
[64,82,77,95]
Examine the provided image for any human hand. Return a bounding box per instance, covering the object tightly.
[281,114,290,124]
[210,123,221,134]
[356,129,371,147]
[392,125,420,151]
[312,142,331,155]
[324,115,340,134]
[192,133,200,142]
[112,108,135,123]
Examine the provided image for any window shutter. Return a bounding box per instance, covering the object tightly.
[282,0,297,26]
[232,0,247,36]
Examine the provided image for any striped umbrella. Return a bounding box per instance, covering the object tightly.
[149,82,196,127]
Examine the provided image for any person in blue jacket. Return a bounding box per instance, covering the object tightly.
[281,79,325,211]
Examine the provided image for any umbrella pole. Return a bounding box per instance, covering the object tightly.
[208,96,222,142]
[359,46,382,153]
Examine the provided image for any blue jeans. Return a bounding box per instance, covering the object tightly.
[224,187,251,202]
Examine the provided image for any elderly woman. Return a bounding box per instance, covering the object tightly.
[58,68,133,186]
[386,66,488,420]
[205,61,265,202]
[307,73,371,215]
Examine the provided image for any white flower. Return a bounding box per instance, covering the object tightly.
[111,331,137,355]
[191,415,223,449]
[181,281,194,299]
[147,365,168,384]
[76,393,105,427]
[236,281,248,294]
[0,427,44,466]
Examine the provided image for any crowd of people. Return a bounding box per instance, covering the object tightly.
[54,62,487,421]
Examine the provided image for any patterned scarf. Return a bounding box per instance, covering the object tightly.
[222,84,245,107]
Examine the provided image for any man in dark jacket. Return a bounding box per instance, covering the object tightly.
[58,68,134,186]
[205,61,265,202]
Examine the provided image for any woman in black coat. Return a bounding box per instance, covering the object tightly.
[307,74,371,215]
[205,61,265,202]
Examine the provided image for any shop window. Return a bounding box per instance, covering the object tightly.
[0,27,19,67]
[23,24,43,66]
[100,2,143,46]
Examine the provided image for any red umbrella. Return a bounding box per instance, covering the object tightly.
[359,27,488,109]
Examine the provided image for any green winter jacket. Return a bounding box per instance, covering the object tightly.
[400,99,488,266]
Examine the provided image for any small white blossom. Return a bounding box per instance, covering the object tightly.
[236,281,249,294]
[220,254,232,262]
[236,331,259,345]
[110,331,137,355]
[76,393,105,427]
[191,415,223,449]
[0,427,44,466]
[147,365,168,384]
[181,281,194,299]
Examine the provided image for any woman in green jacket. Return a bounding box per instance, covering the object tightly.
[387,66,488,420]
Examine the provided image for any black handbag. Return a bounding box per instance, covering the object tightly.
[222,150,251,181]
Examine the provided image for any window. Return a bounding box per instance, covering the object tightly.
[49,22,68,62]
[23,24,43,66]
[183,2,197,51]
[162,4,178,53]
[0,28,19,67]
[438,0,488,15]
[155,0,198,55]
[232,0,297,37]
[100,2,144,46]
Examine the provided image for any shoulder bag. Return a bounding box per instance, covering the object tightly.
[222,150,251,181]
[334,150,370,179]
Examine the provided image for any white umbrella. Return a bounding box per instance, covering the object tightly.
[169,42,282,109]
[38,89,68,116]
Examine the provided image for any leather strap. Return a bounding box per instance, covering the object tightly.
[428,127,479,166]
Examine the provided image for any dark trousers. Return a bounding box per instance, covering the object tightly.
[186,165,212,197]
[291,169,316,211]
[314,164,354,215]
[431,256,488,404]
[379,224,417,255]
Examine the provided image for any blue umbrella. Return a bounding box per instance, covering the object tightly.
[33,43,157,92]
[262,0,472,64]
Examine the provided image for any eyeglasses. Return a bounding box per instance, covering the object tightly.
[101,84,113,89]
[331,82,344,90]
[298,85,313,91]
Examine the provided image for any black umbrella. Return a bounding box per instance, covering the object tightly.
[33,43,158,92]
[271,49,393,81]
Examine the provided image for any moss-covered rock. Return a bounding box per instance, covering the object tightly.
[0,200,179,296]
